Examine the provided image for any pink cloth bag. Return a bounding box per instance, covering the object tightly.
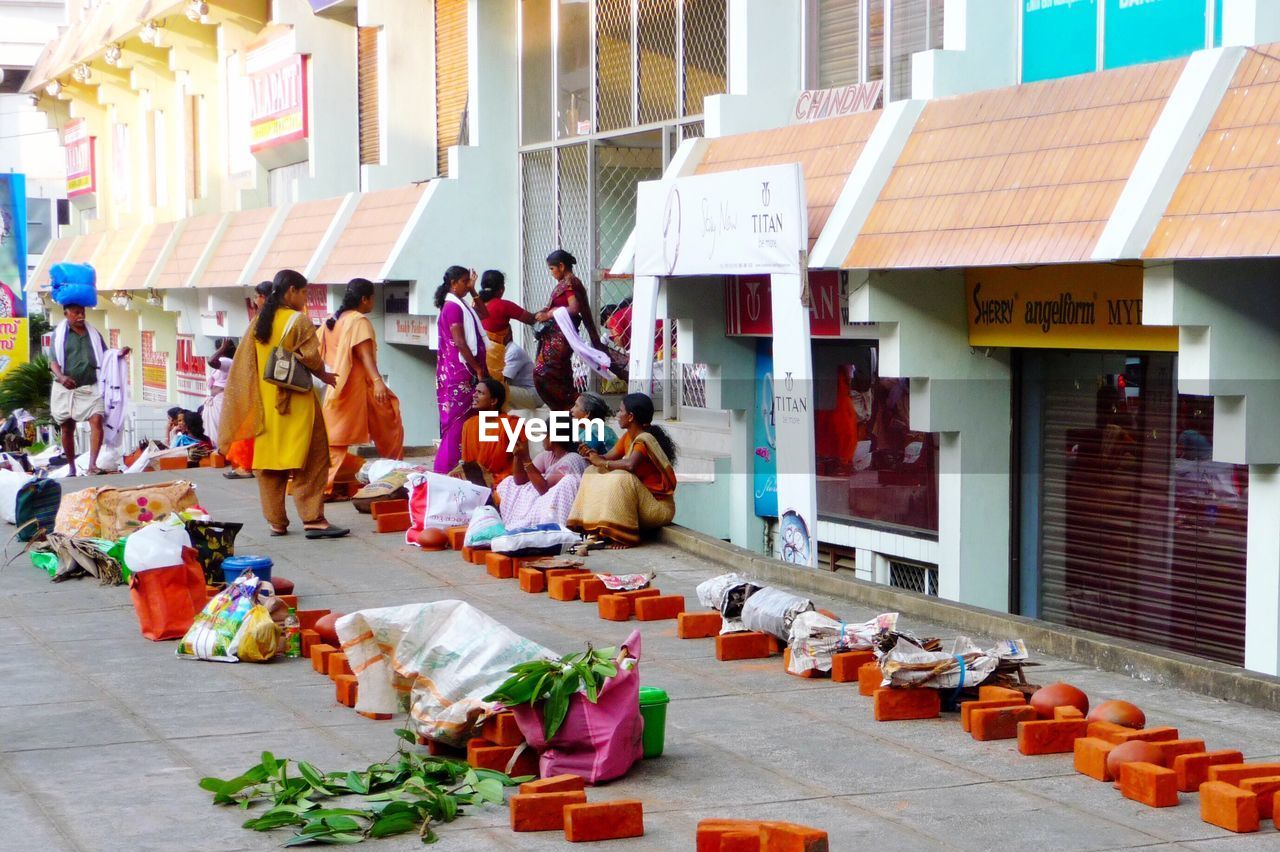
[511,629,644,784]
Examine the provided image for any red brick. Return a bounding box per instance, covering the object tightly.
[1054,705,1084,720]
[369,498,408,519]
[616,587,661,603]
[960,698,1024,733]
[1120,762,1178,808]
[334,674,358,708]
[519,774,586,796]
[971,705,1038,741]
[873,688,941,721]
[978,685,1025,702]
[1017,719,1088,755]
[1074,737,1116,781]
[509,790,588,832]
[519,567,546,593]
[598,595,632,621]
[297,609,331,631]
[678,611,722,639]
[1087,720,1132,743]
[445,526,467,549]
[357,711,393,720]
[1199,781,1260,833]
[486,552,515,579]
[635,595,685,621]
[310,643,337,674]
[1174,750,1245,793]
[465,738,494,763]
[1207,762,1280,787]
[549,573,591,601]
[208,452,227,468]
[759,822,829,851]
[1239,776,1280,819]
[468,744,538,777]
[482,711,524,747]
[545,567,587,581]
[300,629,321,657]
[696,820,763,852]
[425,739,464,757]
[562,800,644,842]
[830,650,875,683]
[1152,739,1206,768]
[720,832,763,852]
[578,577,607,602]
[858,662,883,696]
[327,652,353,680]
[782,648,823,679]
[715,631,778,661]
[374,512,411,533]
[1111,726,1179,745]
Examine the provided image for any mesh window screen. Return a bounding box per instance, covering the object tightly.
[682,0,728,116]
[638,0,678,124]
[595,0,633,131]
[521,150,556,323]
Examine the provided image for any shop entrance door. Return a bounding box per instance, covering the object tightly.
[1019,350,1248,666]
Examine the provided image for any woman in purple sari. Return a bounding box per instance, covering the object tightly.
[434,266,488,473]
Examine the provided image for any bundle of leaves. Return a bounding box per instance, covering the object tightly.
[0,356,52,423]
[199,729,527,845]
[484,644,619,740]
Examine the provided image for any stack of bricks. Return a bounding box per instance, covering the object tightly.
[598,588,662,621]
[508,774,645,842]
[695,818,830,851]
[467,710,539,778]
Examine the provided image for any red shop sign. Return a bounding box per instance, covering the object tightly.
[65,118,96,198]
[724,271,842,337]
[249,53,309,152]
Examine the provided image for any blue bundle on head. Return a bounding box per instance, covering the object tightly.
[49,263,98,309]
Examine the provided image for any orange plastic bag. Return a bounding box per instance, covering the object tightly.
[128,546,207,641]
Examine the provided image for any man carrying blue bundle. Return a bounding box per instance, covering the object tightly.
[48,263,130,476]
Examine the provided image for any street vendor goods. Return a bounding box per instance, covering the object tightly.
[740,586,814,641]
[786,611,898,675]
[336,600,554,746]
[96,480,198,539]
[178,571,272,662]
[879,634,1028,690]
[404,471,490,543]
[697,573,762,634]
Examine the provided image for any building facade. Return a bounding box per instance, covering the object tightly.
[25,0,1280,674]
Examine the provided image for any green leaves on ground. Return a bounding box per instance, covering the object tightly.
[484,644,619,741]
[198,731,524,846]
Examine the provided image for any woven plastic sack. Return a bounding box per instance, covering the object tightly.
[54,485,102,538]
[336,601,554,746]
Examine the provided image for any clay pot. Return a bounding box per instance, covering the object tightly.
[271,577,295,595]
[1086,700,1145,730]
[417,527,448,550]
[1106,740,1164,778]
[1029,682,1090,720]
[314,612,346,646]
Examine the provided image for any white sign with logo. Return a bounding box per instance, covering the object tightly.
[383,284,436,347]
[793,81,883,123]
[634,163,807,278]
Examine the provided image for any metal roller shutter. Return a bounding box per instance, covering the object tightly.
[358,27,380,166]
[818,0,860,88]
[1035,352,1247,666]
[435,0,468,176]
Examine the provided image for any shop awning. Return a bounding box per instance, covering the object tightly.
[1144,47,1280,259]
[90,224,151,291]
[120,220,184,290]
[28,235,79,293]
[695,111,882,251]
[246,196,346,284]
[844,57,1187,269]
[313,183,428,284]
[23,0,184,93]
[152,213,225,289]
[194,207,279,287]
[64,230,107,267]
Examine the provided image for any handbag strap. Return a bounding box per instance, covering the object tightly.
[281,310,302,350]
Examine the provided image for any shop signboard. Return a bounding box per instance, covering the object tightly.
[1022,0,1097,83]
[635,163,807,277]
[140,331,170,403]
[175,334,207,406]
[725,271,842,337]
[965,264,1178,351]
[247,31,309,153]
[200,309,230,337]
[0,175,28,381]
[306,285,329,324]
[793,81,882,123]
[65,118,96,198]
[753,341,777,518]
[383,284,435,347]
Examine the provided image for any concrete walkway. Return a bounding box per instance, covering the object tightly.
[1,468,1278,851]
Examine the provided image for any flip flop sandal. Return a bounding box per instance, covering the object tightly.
[270,526,289,536]
[223,470,254,479]
[305,526,350,540]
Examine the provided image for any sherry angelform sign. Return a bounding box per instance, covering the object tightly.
[634,163,806,277]
[634,163,818,567]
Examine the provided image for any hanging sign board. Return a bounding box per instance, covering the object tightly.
[65,119,96,198]
[965,265,1178,351]
[635,163,806,277]
[726,271,843,337]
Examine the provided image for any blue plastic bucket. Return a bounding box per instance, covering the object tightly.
[221,555,273,584]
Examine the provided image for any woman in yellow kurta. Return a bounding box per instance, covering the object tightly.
[219,269,349,539]
[319,278,404,489]
[568,392,677,547]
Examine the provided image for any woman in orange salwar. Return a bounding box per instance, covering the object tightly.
[319,279,404,489]
[455,378,517,490]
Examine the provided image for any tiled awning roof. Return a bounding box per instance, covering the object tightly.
[194,208,276,288]
[313,183,428,284]
[845,58,1186,268]
[696,111,882,251]
[28,236,78,293]
[247,197,345,284]
[1145,46,1280,259]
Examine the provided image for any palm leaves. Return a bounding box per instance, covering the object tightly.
[0,356,53,424]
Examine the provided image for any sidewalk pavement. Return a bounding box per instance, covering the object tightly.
[1,468,1278,851]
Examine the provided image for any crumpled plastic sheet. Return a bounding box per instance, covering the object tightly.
[785,611,899,675]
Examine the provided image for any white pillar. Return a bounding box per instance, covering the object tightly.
[1246,465,1280,674]
[1222,0,1280,46]
[704,0,804,137]
[770,272,818,568]
[628,275,660,392]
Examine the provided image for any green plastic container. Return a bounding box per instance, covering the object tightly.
[638,686,669,758]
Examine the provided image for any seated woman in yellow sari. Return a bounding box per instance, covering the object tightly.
[456,378,517,489]
[568,393,677,547]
